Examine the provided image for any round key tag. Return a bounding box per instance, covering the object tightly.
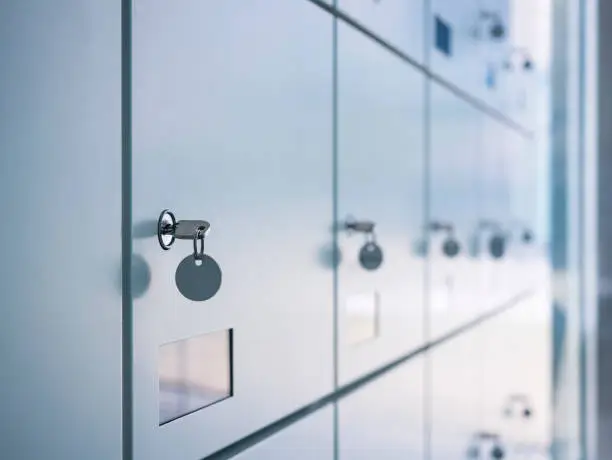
[442,238,460,258]
[175,231,222,301]
[359,242,383,271]
[489,234,506,259]
[175,254,222,301]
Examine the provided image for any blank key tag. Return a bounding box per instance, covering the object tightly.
[359,233,384,271]
[175,230,222,301]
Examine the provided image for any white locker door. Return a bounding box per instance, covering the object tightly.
[338,358,424,460]
[132,2,334,458]
[429,85,482,339]
[0,2,122,459]
[336,21,426,384]
[428,327,485,460]
[235,409,334,460]
[480,289,553,460]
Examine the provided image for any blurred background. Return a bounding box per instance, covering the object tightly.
[0,0,603,459]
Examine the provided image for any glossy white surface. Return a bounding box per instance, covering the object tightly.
[428,324,485,459]
[336,22,426,384]
[235,408,334,460]
[338,358,424,459]
[481,286,552,459]
[132,1,334,458]
[0,1,123,459]
[428,84,483,339]
[337,0,424,64]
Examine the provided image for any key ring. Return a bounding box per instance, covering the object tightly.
[193,228,205,261]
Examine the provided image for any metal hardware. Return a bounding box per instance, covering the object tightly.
[359,241,384,271]
[193,228,205,261]
[507,220,535,244]
[429,220,461,258]
[503,394,534,419]
[157,209,211,251]
[342,216,384,271]
[343,217,376,235]
[428,221,454,233]
[476,220,507,259]
[502,47,535,72]
[468,431,506,460]
[475,10,506,41]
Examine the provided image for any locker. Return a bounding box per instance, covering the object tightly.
[0,1,123,459]
[429,0,486,100]
[338,358,424,459]
[336,0,424,64]
[428,326,485,459]
[480,288,552,459]
[132,1,334,458]
[477,118,514,312]
[428,84,482,339]
[235,408,334,460]
[336,22,426,383]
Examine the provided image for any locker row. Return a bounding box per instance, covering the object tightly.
[129,1,550,459]
[322,0,544,128]
[0,0,551,459]
[236,289,551,460]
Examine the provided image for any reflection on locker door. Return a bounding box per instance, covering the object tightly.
[428,85,481,339]
[336,22,425,383]
[336,0,424,63]
[235,408,334,460]
[430,0,484,99]
[338,358,424,460]
[477,118,513,312]
[480,289,552,459]
[132,2,333,458]
[428,327,484,460]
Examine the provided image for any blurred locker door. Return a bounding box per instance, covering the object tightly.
[428,327,485,460]
[336,21,425,382]
[428,84,482,339]
[335,14,426,459]
[235,408,334,460]
[476,118,514,313]
[131,2,334,459]
[338,359,424,460]
[480,289,552,460]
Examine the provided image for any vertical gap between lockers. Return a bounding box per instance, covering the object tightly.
[121,0,134,458]
[332,2,340,460]
[423,0,433,459]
